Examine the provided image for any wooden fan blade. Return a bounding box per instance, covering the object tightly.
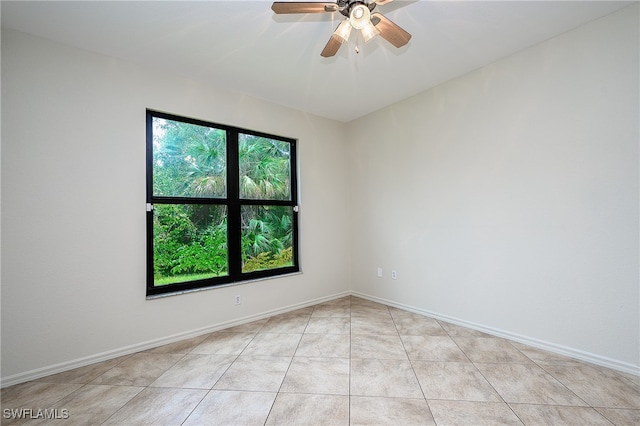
[375,0,394,5]
[371,12,411,48]
[321,35,343,57]
[272,2,338,14]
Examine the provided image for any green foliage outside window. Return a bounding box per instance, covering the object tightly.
[241,205,293,273]
[153,204,228,285]
[150,116,296,287]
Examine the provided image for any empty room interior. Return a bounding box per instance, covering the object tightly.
[1,0,639,424]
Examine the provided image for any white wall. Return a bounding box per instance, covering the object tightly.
[348,5,639,372]
[1,29,351,384]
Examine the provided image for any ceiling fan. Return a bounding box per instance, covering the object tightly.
[271,0,412,57]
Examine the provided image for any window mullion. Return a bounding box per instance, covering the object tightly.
[226,129,242,277]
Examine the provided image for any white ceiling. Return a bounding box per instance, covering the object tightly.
[2,1,633,122]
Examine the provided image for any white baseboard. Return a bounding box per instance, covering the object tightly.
[0,291,350,388]
[352,291,640,377]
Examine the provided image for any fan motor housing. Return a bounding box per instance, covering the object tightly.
[339,0,376,17]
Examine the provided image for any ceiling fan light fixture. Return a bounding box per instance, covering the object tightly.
[333,19,352,43]
[349,4,371,30]
[360,21,379,42]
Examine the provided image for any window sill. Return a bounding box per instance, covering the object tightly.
[145,271,303,300]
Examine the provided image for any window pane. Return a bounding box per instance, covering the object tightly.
[241,205,294,273]
[239,134,291,200]
[153,204,228,286]
[152,117,226,198]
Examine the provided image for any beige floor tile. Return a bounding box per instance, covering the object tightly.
[260,313,310,334]
[541,362,640,409]
[454,336,532,363]
[240,333,301,357]
[351,333,407,360]
[295,333,350,358]
[280,357,349,395]
[351,358,422,398]
[190,331,255,355]
[350,396,435,425]
[350,296,386,307]
[183,390,276,426]
[305,316,351,334]
[33,384,144,425]
[413,361,502,402]
[476,363,588,406]
[1,381,83,411]
[102,387,206,425]
[350,306,392,320]
[318,296,350,306]
[509,403,613,425]
[89,353,183,386]
[312,299,351,318]
[144,334,210,354]
[213,355,291,392]
[265,393,349,425]
[32,356,130,384]
[350,298,391,317]
[150,354,235,389]
[428,400,524,425]
[351,315,398,335]
[596,407,640,425]
[392,313,448,336]
[311,306,351,318]
[401,335,469,361]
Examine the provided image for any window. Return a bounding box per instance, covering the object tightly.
[146,110,299,297]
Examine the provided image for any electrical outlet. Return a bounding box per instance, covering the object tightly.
[391,270,397,280]
[235,295,241,305]
[377,267,383,278]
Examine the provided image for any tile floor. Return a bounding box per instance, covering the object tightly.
[2,296,639,425]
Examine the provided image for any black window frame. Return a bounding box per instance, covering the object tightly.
[146,109,299,297]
